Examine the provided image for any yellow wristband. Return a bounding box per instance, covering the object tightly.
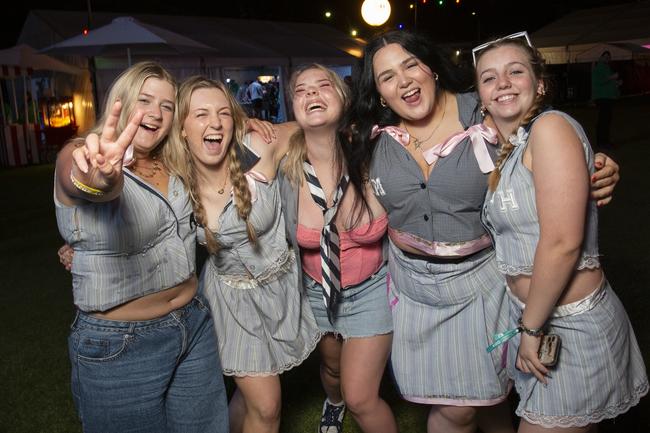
[70,171,106,196]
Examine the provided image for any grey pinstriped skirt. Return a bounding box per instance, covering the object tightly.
[507,279,648,428]
[199,250,321,377]
[388,241,511,405]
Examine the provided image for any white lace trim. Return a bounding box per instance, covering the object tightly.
[222,328,322,376]
[499,255,601,277]
[215,249,296,290]
[518,381,649,428]
[498,263,533,276]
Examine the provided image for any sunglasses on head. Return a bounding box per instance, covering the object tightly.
[471,31,533,66]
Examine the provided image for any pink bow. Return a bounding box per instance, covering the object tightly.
[370,125,410,147]
[421,123,497,173]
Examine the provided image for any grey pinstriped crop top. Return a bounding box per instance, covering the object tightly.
[482,110,601,276]
[55,170,196,311]
[368,92,498,245]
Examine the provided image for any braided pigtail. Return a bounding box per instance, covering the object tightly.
[183,153,221,253]
[228,144,257,245]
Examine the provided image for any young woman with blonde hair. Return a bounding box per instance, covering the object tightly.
[166,76,320,433]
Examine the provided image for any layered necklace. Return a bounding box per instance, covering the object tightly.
[404,92,447,150]
[132,155,163,180]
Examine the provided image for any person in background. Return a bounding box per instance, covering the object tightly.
[591,50,621,149]
[476,32,647,432]
[247,79,265,119]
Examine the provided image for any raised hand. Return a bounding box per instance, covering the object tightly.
[72,100,144,190]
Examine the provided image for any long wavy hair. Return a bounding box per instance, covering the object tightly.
[167,76,256,253]
[72,61,177,162]
[474,38,551,191]
[345,30,473,178]
[282,63,372,229]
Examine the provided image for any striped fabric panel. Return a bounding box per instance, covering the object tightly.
[388,242,511,403]
[55,173,196,311]
[484,110,600,276]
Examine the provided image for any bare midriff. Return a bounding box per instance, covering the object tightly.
[91,275,198,321]
[507,267,603,306]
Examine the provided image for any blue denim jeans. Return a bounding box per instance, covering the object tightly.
[68,296,228,433]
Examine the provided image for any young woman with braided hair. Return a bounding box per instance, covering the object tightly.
[166,76,320,433]
[475,34,647,432]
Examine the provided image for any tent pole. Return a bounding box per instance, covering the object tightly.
[0,80,7,124]
[23,75,30,124]
[11,79,19,121]
[88,57,100,116]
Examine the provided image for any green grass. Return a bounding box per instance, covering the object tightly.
[1,96,649,432]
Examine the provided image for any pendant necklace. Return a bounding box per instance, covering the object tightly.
[216,167,230,195]
[405,92,447,150]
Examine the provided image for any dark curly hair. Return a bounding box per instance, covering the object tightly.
[344,30,472,177]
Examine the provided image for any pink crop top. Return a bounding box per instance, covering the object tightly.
[296,214,388,288]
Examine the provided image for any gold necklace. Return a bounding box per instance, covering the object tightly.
[216,167,230,195]
[405,92,447,150]
[133,155,162,178]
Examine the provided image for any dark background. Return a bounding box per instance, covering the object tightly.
[0,0,641,48]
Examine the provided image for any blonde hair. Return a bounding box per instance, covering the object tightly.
[475,39,550,191]
[82,61,177,161]
[167,76,256,253]
[281,64,349,186]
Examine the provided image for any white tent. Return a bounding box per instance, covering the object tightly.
[18,10,365,129]
[531,1,650,64]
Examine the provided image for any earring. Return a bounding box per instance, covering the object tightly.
[480,105,486,117]
[380,97,387,107]
[433,72,439,81]
[538,88,546,96]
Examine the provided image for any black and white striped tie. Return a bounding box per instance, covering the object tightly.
[303,160,349,322]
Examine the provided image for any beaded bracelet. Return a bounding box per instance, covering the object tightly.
[517,317,544,337]
[70,172,106,196]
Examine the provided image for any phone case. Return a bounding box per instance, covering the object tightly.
[538,334,561,367]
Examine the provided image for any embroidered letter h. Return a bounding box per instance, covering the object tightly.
[497,188,519,211]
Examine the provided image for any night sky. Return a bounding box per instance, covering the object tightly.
[0,0,640,49]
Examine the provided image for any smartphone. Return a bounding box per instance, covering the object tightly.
[538,334,561,367]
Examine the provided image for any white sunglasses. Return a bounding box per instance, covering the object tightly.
[471,31,533,66]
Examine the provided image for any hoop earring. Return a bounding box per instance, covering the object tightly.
[380,97,387,107]
[433,72,439,81]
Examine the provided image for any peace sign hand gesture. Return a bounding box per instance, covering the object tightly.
[71,100,144,191]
